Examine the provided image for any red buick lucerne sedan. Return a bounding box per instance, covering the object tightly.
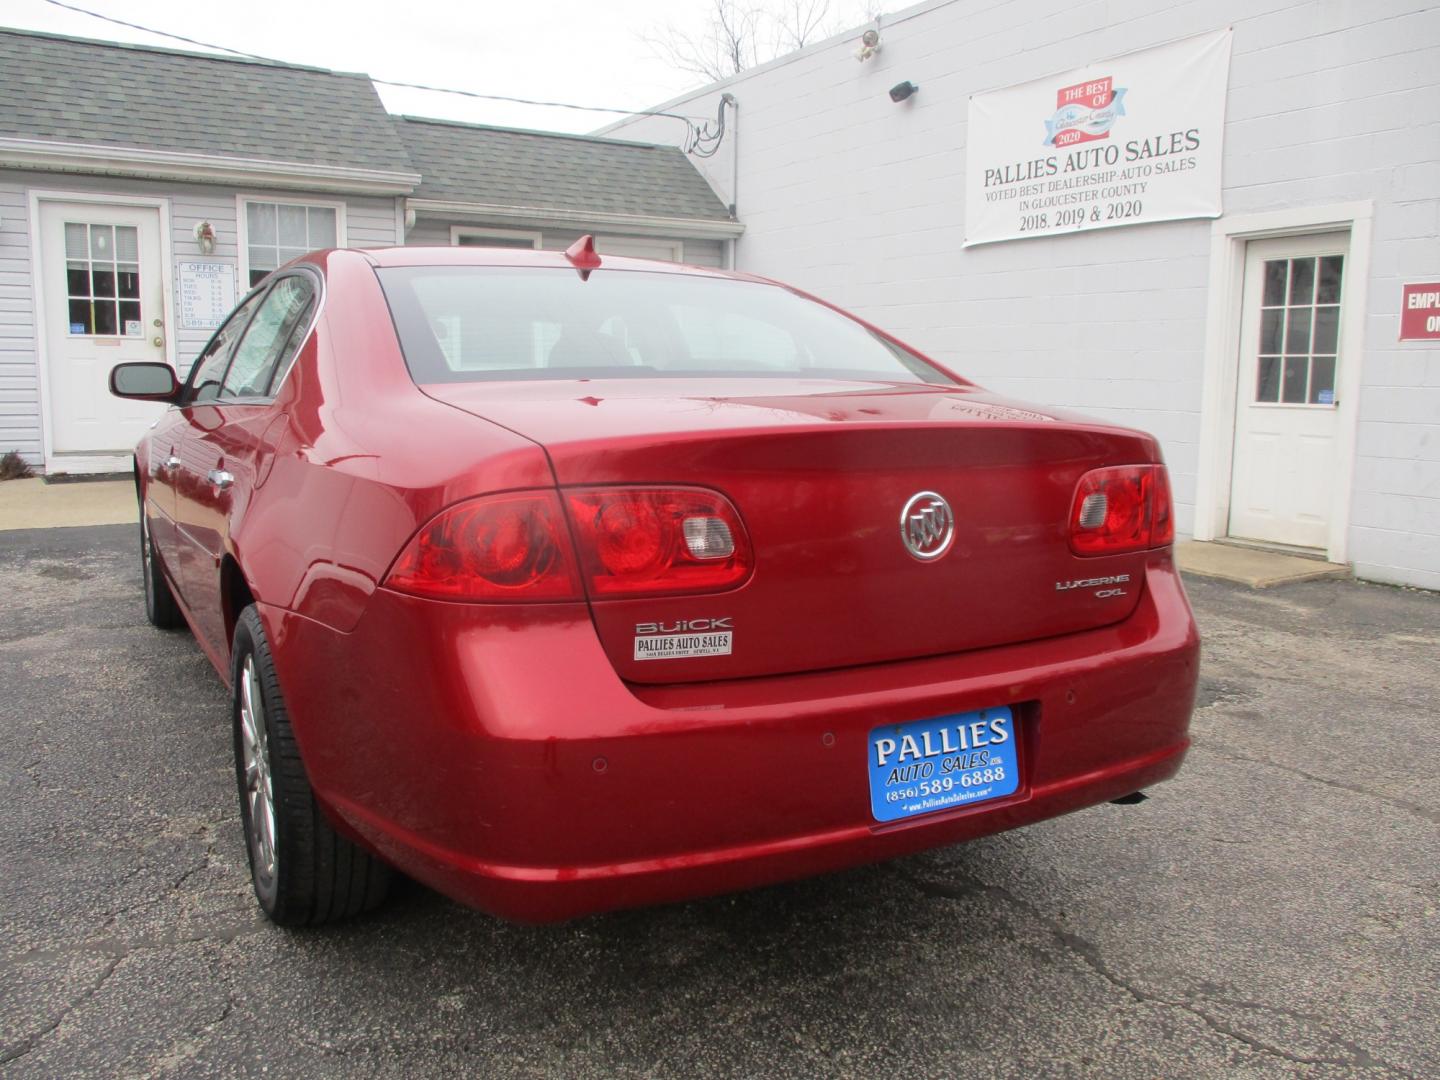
[109,238,1199,926]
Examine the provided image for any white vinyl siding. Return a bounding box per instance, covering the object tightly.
[541,233,723,269]
[592,236,684,262]
[406,216,724,268]
[451,226,540,248]
[348,197,403,249]
[678,239,725,269]
[0,180,39,462]
[0,170,400,466]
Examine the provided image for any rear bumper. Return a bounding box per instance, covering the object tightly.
[264,551,1199,922]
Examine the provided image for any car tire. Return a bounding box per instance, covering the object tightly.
[231,605,392,926]
[140,509,185,629]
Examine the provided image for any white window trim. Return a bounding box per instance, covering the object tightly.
[449,226,541,248]
[1193,200,1373,565]
[595,236,684,262]
[27,188,176,475]
[236,194,347,289]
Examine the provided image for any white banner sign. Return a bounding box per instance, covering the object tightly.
[964,30,1232,247]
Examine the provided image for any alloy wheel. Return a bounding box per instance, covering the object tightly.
[141,516,155,601]
[238,655,277,884]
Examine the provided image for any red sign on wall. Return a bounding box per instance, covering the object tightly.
[1400,282,1440,341]
[1057,76,1113,112]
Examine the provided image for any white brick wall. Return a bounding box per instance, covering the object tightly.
[606,0,1440,589]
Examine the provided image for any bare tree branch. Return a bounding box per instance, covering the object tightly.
[642,0,882,85]
[774,0,832,52]
[640,0,764,83]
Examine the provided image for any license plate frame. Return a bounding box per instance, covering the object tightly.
[867,706,1021,823]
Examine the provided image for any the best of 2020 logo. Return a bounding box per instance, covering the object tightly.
[1043,77,1128,148]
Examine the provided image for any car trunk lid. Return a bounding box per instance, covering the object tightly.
[422,378,1160,683]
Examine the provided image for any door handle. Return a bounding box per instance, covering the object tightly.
[207,469,234,490]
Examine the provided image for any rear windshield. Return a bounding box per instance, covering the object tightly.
[376,266,954,385]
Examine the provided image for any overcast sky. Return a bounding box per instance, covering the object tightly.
[7,0,878,135]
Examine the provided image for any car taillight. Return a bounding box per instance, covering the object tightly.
[1150,465,1174,547]
[565,487,753,598]
[1068,464,1175,556]
[385,491,582,601]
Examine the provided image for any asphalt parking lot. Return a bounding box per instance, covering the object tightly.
[2,524,1436,1079]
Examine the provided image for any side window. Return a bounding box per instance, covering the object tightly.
[220,276,316,399]
[187,292,263,404]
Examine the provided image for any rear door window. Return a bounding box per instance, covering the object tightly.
[186,292,263,404]
[220,275,316,399]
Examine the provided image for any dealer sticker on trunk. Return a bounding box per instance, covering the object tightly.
[633,630,733,661]
[868,707,1020,822]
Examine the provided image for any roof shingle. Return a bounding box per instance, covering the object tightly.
[0,28,413,174]
[395,116,732,222]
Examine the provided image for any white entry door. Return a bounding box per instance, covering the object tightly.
[1228,233,1347,550]
[37,200,169,464]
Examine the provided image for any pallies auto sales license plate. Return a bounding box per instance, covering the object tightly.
[868,707,1021,823]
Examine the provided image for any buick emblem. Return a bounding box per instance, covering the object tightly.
[900,491,954,561]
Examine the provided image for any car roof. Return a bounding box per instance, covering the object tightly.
[354,245,747,281]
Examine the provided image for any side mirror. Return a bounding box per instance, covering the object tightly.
[110,362,180,403]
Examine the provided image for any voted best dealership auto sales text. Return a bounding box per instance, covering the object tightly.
[983,129,1202,228]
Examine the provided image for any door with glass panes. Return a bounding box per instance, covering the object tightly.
[38,200,169,457]
[1229,233,1347,550]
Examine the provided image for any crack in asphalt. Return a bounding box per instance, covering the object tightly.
[168,832,225,893]
[1,913,267,973]
[169,858,213,893]
[0,913,261,1068]
[0,956,121,1066]
[18,758,47,793]
[0,919,254,1071]
[1193,739,1440,826]
[895,866,1410,1075]
[94,863,151,923]
[147,993,239,1077]
[1207,663,1433,711]
[0,623,136,646]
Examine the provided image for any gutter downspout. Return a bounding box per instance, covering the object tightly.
[726,93,739,271]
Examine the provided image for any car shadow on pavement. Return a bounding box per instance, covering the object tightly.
[234,835,1055,1067]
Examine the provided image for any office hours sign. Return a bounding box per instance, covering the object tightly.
[964,30,1232,246]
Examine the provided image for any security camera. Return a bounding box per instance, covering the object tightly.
[889,81,918,103]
